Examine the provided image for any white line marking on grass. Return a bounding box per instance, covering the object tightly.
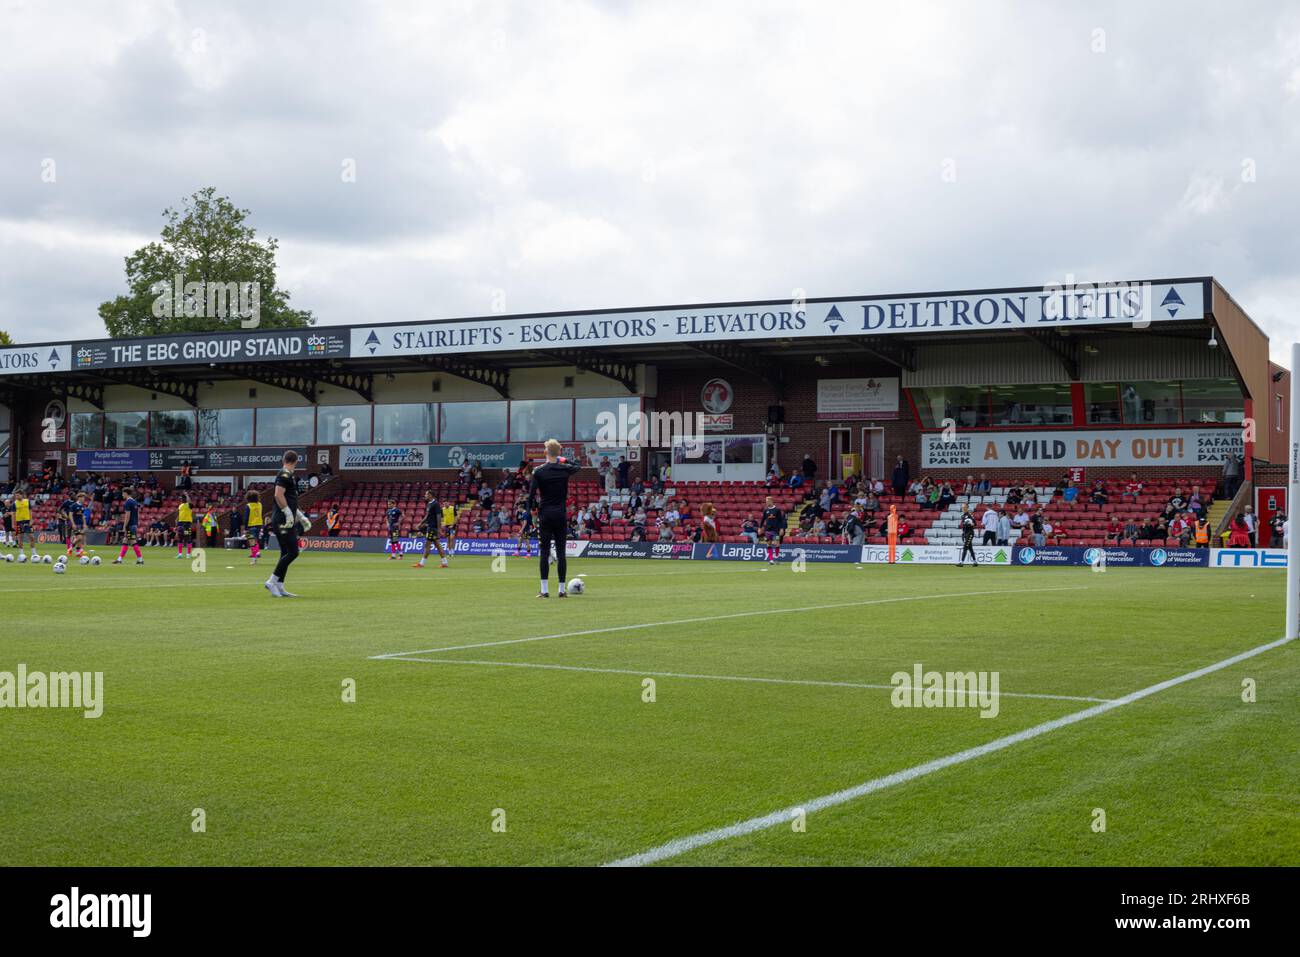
[369,586,1088,659]
[381,656,1117,703]
[602,633,1293,867]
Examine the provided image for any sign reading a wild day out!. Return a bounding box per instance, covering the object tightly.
[921,427,1242,469]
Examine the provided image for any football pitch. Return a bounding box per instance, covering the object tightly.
[3,549,1297,867]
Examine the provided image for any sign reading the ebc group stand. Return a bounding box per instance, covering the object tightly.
[69,329,348,369]
[922,427,1242,469]
[1012,545,1208,567]
[351,280,1207,358]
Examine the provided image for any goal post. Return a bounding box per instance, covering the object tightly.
[1288,343,1300,640]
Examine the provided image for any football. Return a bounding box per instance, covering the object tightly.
[566,577,585,595]
[90,556,102,566]
[79,555,90,565]
[41,554,53,564]
[53,562,66,574]
[16,553,27,564]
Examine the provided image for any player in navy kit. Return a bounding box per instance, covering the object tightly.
[514,505,536,557]
[112,488,144,564]
[761,495,786,565]
[384,499,403,560]
[414,489,449,568]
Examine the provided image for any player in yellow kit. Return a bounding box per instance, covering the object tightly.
[13,488,36,561]
[244,491,264,566]
[441,501,457,556]
[175,493,195,558]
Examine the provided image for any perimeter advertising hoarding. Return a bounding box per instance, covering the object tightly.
[1010,546,1208,567]
[921,427,1242,469]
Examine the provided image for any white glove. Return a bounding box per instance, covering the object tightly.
[295,510,313,533]
[280,507,294,529]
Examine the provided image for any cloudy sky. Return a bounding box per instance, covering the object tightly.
[3,0,1299,359]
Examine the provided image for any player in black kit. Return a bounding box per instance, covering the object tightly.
[956,502,978,567]
[414,488,449,569]
[265,450,311,597]
[761,495,786,565]
[527,439,581,597]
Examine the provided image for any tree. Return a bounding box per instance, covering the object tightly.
[98,187,314,337]
[0,330,13,346]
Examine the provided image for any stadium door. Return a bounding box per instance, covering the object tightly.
[828,427,850,479]
[861,427,884,482]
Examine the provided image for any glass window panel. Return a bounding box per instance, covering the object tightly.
[104,411,148,448]
[256,407,315,446]
[911,387,989,429]
[575,397,634,441]
[71,412,103,449]
[1120,381,1181,424]
[148,409,196,447]
[989,384,1073,426]
[198,408,254,447]
[510,399,572,442]
[1084,383,1121,424]
[375,403,436,443]
[439,401,507,442]
[317,405,371,444]
[1181,378,1243,423]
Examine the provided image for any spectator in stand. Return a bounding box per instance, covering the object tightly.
[891,455,910,496]
[1228,516,1251,547]
[801,453,817,483]
[1107,517,1124,545]
[457,460,472,483]
[1187,484,1206,518]
[1269,511,1286,548]
[1168,487,1187,512]
[656,517,673,541]
[628,490,643,514]
[1090,480,1109,507]
[937,482,955,511]
[616,456,630,490]
[741,514,759,544]
[1022,483,1038,506]
[825,514,842,537]
[1151,518,1169,544]
[1223,454,1242,498]
[913,483,929,510]
[976,473,991,495]
[810,516,827,537]
[325,506,342,536]
[1121,473,1143,501]
[1030,509,1046,547]
[996,507,1011,546]
[1193,516,1210,548]
[477,484,494,510]
[1122,518,1139,545]
[981,505,999,546]
[1242,505,1258,546]
[1060,480,1079,507]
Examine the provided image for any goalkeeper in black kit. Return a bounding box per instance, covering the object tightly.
[528,438,581,598]
[264,450,313,598]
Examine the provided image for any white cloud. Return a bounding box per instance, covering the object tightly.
[2,0,1299,359]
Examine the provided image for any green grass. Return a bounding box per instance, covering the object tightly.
[1,546,1296,866]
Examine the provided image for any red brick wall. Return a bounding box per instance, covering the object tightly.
[654,361,917,480]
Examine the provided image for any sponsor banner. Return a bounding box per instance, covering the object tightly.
[700,414,734,432]
[349,281,1205,359]
[71,329,348,370]
[76,449,150,471]
[581,540,695,560]
[921,427,1242,469]
[695,542,860,563]
[340,445,432,470]
[1209,548,1288,568]
[450,537,585,558]
[75,447,304,471]
[861,544,1012,565]
[428,443,525,469]
[817,377,899,420]
[1012,545,1207,567]
[0,344,71,374]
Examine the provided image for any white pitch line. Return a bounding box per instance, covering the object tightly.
[369,586,1089,658]
[602,633,1294,867]
[380,655,1117,704]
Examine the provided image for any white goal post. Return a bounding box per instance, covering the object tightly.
[1288,343,1300,640]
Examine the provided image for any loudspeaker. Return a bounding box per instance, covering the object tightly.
[767,405,785,425]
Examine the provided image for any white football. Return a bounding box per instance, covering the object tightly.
[16,553,27,564]
[79,555,90,565]
[566,577,585,594]
[41,554,53,564]
[2,554,11,562]
[90,556,102,565]
[53,562,66,574]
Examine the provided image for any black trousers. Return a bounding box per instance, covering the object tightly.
[959,539,977,563]
[982,530,996,546]
[273,525,300,581]
[538,510,567,583]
